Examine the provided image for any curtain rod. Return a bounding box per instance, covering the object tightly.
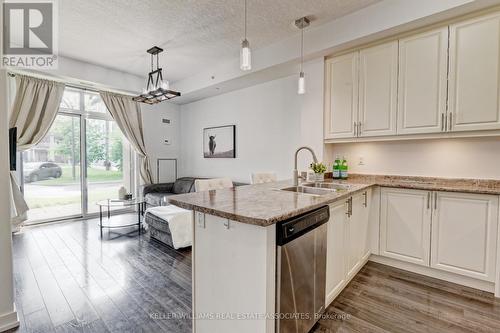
[7,71,138,97]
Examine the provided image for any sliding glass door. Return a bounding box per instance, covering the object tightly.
[86,119,132,214]
[22,88,136,224]
[23,114,82,222]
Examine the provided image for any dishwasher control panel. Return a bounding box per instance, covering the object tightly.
[276,206,329,245]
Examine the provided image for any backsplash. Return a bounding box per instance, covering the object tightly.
[324,136,500,180]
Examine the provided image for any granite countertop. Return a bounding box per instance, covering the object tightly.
[168,174,500,227]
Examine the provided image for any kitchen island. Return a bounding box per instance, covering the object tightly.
[168,175,500,333]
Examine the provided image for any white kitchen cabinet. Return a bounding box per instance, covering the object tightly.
[324,52,359,139]
[346,189,372,279]
[380,188,432,266]
[431,192,499,282]
[397,28,448,135]
[325,190,371,306]
[358,41,398,137]
[325,199,348,305]
[449,12,500,132]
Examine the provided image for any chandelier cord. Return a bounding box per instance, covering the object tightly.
[300,26,304,72]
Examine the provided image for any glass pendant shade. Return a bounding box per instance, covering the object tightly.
[240,39,251,71]
[160,80,170,90]
[298,71,305,95]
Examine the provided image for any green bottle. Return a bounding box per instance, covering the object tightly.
[340,156,348,180]
[333,155,341,179]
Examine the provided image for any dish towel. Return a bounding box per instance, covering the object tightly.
[145,205,193,249]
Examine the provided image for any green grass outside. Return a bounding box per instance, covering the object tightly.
[26,187,120,209]
[35,166,123,186]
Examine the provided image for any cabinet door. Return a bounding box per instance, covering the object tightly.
[324,52,359,139]
[359,41,398,137]
[325,199,348,306]
[346,190,371,280]
[431,192,499,282]
[380,188,432,266]
[398,28,448,134]
[449,12,500,132]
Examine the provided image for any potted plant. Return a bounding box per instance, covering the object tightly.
[310,162,327,182]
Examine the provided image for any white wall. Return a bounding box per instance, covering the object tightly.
[325,137,500,180]
[179,59,324,183]
[141,102,181,181]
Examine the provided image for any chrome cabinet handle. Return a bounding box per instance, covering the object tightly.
[354,122,357,137]
[448,112,452,131]
[363,191,367,207]
[358,122,362,136]
[345,197,353,217]
[441,113,445,132]
[434,192,437,210]
[427,192,430,210]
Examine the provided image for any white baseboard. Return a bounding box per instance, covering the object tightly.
[0,304,19,332]
[369,255,495,294]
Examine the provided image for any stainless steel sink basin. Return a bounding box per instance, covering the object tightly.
[302,182,352,191]
[279,186,333,196]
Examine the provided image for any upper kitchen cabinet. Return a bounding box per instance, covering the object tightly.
[449,12,500,132]
[324,52,359,139]
[397,28,448,135]
[358,41,398,137]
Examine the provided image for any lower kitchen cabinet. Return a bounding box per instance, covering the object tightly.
[326,190,371,306]
[347,189,372,279]
[380,187,499,283]
[380,187,432,266]
[431,191,499,282]
[325,199,348,305]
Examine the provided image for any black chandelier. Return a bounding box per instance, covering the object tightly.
[133,46,181,104]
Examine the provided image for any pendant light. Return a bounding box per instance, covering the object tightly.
[240,0,251,71]
[133,46,181,104]
[295,17,310,95]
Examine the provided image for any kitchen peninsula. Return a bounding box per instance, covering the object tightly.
[169,174,500,333]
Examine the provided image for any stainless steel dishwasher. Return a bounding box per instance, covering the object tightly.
[276,206,329,333]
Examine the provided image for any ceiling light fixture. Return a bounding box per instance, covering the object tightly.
[133,46,180,104]
[240,0,251,71]
[295,17,310,95]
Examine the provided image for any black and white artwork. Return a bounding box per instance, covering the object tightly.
[203,125,236,158]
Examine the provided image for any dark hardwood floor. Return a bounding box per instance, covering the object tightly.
[312,261,500,333]
[9,214,192,333]
[9,213,500,333]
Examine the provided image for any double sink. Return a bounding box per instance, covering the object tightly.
[280,182,352,196]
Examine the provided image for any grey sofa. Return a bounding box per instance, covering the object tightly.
[143,177,199,207]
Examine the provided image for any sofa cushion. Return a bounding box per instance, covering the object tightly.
[145,193,174,207]
[172,177,196,194]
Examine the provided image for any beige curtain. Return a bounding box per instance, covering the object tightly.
[100,92,153,184]
[9,74,65,228]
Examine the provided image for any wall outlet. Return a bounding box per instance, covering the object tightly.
[358,156,365,166]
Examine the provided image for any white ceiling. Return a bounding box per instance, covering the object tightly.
[59,0,380,82]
